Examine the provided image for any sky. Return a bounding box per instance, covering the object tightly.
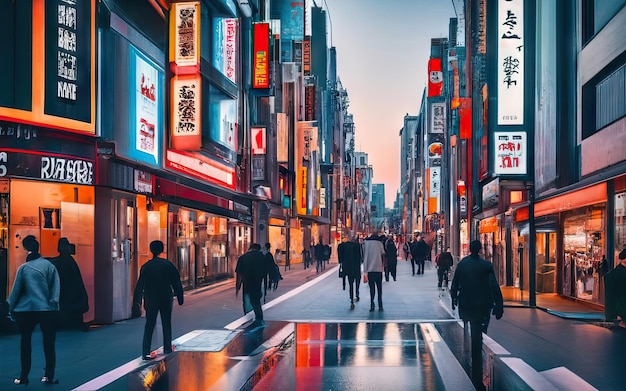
[323,0,455,208]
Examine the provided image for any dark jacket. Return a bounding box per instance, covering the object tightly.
[410,239,430,261]
[133,257,184,309]
[436,252,454,269]
[604,264,626,321]
[337,241,362,279]
[385,239,398,264]
[50,253,89,313]
[450,254,503,321]
[235,250,267,298]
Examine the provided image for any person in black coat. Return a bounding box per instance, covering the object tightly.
[236,243,268,328]
[410,233,430,275]
[337,237,363,309]
[384,236,398,282]
[435,248,454,289]
[50,238,89,331]
[132,240,184,360]
[450,240,504,391]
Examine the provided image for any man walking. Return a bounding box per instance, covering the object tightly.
[362,232,385,311]
[384,235,398,282]
[450,240,504,391]
[436,247,454,289]
[235,243,267,328]
[132,240,184,360]
[337,236,363,309]
[410,233,430,275]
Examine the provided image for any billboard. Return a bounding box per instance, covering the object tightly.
[208,96,238,153]
[497,0,524,125]
[494,131,527,175]
[251,127,266,154]
[129,48,163,166]
[252,23,270,89]
[276,113,288,162]
[430,102,446,133]
[212,18,237,83]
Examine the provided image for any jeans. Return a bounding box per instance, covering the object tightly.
[142,300,173,356]
[347,275,361,302]
[14,311,57,379]
[243,293,263,322]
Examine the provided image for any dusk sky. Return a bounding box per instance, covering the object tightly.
[324,0,455,207]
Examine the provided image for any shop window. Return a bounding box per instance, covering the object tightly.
[616,192,626,257]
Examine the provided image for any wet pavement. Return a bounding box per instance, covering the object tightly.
[1,258,624,390]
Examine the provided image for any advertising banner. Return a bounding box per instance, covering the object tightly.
[0,150,94,185]
[497,0,524,125]
[296,122,315,163]
[305,85,316,121]
[209,98,238,153]
[276,113,288,162]
[169,2,200,71]
[252,23,270,89]
[130,49,162,166]
[165,149,235,190]
[170,74,202,150]
[213,18,237,82]
[427,133,444,167]
[494,131,527,175]
[427,58,443,97]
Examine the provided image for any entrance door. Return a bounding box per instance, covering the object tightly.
[111,196,136,321]
[536,232,557,293]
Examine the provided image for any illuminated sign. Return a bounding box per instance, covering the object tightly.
[427,58,443,97]
[169,2,200,69]
[213,18,237,82]
[251,127,266,154]
[131,49,161,165]
[430,103,446,133]
[303,36,311,76]
[0,150,93,185]
[497,0,524,125]
[170,74,201,150]
[494,131,527,175]
[252,23,270,89]
[166,149,235,190]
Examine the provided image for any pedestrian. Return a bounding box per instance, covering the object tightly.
[262,243,274,300]
[402,239,410,261]
[435,247,454,289]
[8,235,60,385]
[337,236,363,309]
[132,240,184,361]
[235,243,267,329]
[604,247,626,326]
[384,235,398,281]
[450,240,504,391]
[362,232,385,311]
[314,239,326,273]
[302,247,311,269]
[410,233,430,275]
[49,238,89,331]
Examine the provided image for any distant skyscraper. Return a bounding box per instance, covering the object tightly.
[372,184,385,218]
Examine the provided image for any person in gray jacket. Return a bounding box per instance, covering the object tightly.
[8,235,60,385]
[362,233,386,311]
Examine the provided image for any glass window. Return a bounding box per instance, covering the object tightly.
[616,192,626,260]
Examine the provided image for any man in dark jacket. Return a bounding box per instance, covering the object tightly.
[384,236,398,281]
[132,240,184,360]
[410,233,430,275]
[435,248,454,289]
[337,237,363,309]
[236,243,267,328]
[450,240,504,391]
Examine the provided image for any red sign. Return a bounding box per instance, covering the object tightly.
[459,98,472,139]
[251,127,266,154]
[165,149,236,190]
[427,58,443,97]
[252,23,270,89]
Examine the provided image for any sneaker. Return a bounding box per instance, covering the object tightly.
[142,354,154,361]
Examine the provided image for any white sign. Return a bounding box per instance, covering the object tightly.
[224,18,237,82]
[276,113,288,162]
[251,127,266,154]
[429,167,441,197]
[135,54,159,161]
[494,131,526,174]
[497,0,524,125]
[430,103,446,133]
[57,2,78,101]
[134,170,153,193]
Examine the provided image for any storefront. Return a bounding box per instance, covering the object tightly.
[1,145,96,323]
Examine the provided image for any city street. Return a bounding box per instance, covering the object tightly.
[1,259,625,390]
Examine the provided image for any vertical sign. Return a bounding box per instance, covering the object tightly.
[303,36,311,76]
[170,2,200,69]
[44,0,94,125]
[494,131,526,174]
[132,50,161,164]
[305,85,315,121]
[224,19,237,82]
[497,0,524,125]
[430,103,446,133]
[251,127,266,154]
[171,75,201,150]
[276,113,288,162]
[252,23,270,89]
[427,58,444,97]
